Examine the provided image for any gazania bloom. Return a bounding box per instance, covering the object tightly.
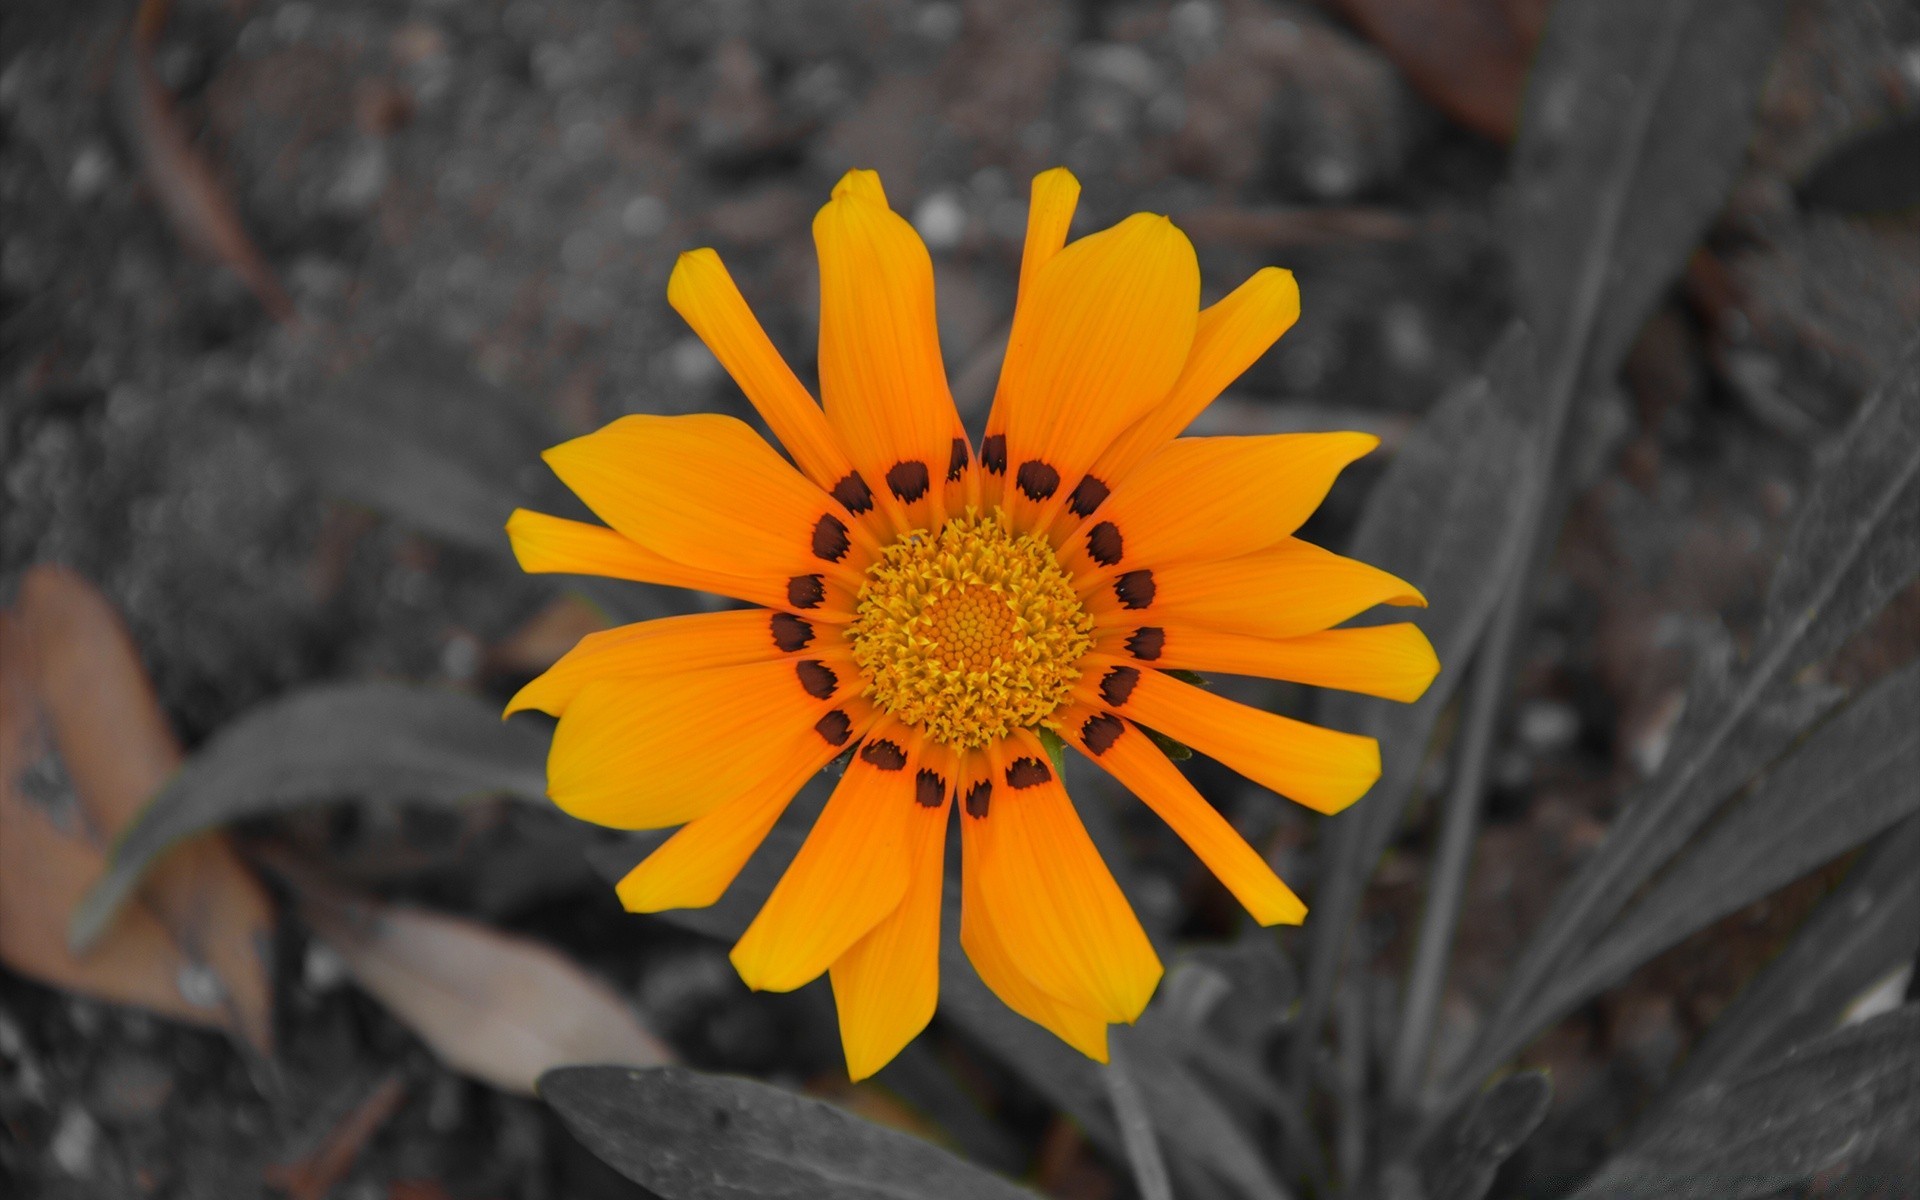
[506,168,1437,1079]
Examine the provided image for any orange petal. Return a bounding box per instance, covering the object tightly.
[547,657,857,829]
[814,172,960,531]
[506,608,830,716]
[1064,706,1305,926]
[985,213,1198,527]
[668,248,855,491]
[972,736,1162,1022]
[614,735,859,913]
[506,509,782,608]
[829,783,951,1080]
[1015,168,1080,309]
[1106,668,1380,814]
[1142,623,1440,703]
[542,414,870,593]
[1093,266,1301,484]
[957,761,1111,1060]
[1097,539,1424,640]
[1061,433,1378,576]
[730,738,922,993]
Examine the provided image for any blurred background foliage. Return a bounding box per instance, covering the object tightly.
[2,0,1918,1197]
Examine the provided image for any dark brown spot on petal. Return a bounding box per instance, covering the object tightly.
[787,574,825,609]
[915,769,945,808]
[1005,756,1051,789]
[981,434,1007,475]
[886,460,930,502]
[796,660,838,699]
[947,438,969,482]
[963,779,992,818]
[1126,626,1165,660]
[1081,713,1124,756]
[814,709,852,746]
[1086,521,1123,567]
[1016,460,1059,501]
[811,514,851,562]
[831,472,874,515]
[1068,475,1110,517]
[860,739,907,771]
[1100,665,1141,706]
[770,613,814,652]
[1114,570,1156,609]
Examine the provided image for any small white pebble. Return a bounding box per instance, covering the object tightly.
[51,1106,100,1178]
[622,194,668,238]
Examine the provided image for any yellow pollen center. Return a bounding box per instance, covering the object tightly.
[848,512,1094,748]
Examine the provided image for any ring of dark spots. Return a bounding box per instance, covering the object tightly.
[1068,475,1110,517]
[770,613,814,652]
[915,769,945,808]
[814,710,852,746]
[1015,460,1060,501]
[860,739,907,771]
[811,514,851,562]
[963,780,992,818]
[1100,665,1141,706]
[886,460,931,503]
[1114,569,1156,610]
[831,473,874,515]
[1005,757,1051,789]
[796,660,838,699]
[1081,713,1125,756]
[1087,521,1123,567]
[947,438,970,482]
[1126,626,1165,660]
[981,434,1007,475]
[787,574,825,609]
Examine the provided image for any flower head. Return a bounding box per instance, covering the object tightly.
[506,168,1438,1079]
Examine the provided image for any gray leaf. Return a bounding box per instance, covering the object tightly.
[1413,1072,1552,1200]
[1572,1008,1920,1199]
[541,1065,1036,1200]
[72,682,546,951]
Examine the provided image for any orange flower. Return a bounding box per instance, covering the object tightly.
[506,168,1437,1079]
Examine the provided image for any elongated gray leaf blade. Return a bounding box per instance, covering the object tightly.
[541,1065,1036,1200]
[1571,1008,1920,1199]
[1457,335,1920,1093]
[1301,326,1537,1056]
[1647,814,1920,1122]
[72,682,547,951]
[1410,1072,1552,1200]
[1539,659,1920,1021]
[1514,0,1788,387]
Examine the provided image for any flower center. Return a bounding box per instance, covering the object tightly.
[848,512,1094,748]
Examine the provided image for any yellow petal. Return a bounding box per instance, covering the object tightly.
[814,180,960,530]
[1103,667,1380,814]
[668,248,855,491]
[1064,705,1305,926]
[972,736,1162,1022]
[615,739,854,913]
[1093,267,1301,485]
[829,785,951,1080]
[506,608,829,716]
[1142,623,1440,703]
[506,509,782,607]
[957,760,1111,1060]
[1094,538,1424,640]
[542,414,870,594]
[731,739,922,993]
[1012,168,1080,327]
[985,213,1198,526]
[547,658,856,829]
[1061,432,1378,576]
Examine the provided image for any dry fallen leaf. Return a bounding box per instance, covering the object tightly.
[485,594,611,678]
[116,0,295,322]
[0,567,275,1053]
[1338,0,1550,141]
[275,857,673,1093]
